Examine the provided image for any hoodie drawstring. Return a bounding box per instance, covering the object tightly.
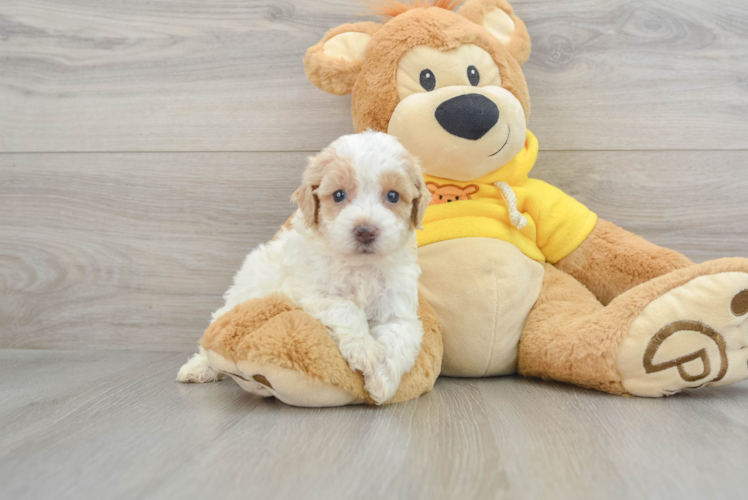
[494,181,528,230]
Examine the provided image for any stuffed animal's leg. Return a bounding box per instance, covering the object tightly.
[176,346,223,383]
[518,264,617,393]
[519,259,748,397]
[555,219,694,305]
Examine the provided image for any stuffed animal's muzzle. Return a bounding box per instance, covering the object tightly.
[388,85,526,182]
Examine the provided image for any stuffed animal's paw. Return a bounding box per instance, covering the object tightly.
[618,266,748,397]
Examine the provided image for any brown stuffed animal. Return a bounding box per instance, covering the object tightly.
[200,0,748,405]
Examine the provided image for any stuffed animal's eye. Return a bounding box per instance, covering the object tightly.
[420,69,436,91]
[387,191,400,203]
[467,65,480,86]
[333,190,346,203]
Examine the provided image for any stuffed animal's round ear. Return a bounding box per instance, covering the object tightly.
[304,22,383,96]
[458,0,531,65]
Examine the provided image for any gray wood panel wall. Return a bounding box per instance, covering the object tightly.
[2,0,747,351]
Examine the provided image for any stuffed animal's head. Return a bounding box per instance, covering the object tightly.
[305,0,531,182]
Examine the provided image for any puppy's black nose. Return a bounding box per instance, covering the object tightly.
[354,225,378,245]
[435,94,499,141]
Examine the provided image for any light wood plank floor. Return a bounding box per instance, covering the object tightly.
[2,0,748,498]
[2,350,748,500]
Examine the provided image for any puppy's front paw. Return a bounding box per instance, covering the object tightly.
[364,361,400,405]
[339,337,383,374]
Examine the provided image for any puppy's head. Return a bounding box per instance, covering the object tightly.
[292,131,430,259]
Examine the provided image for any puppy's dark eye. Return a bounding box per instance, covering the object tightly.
[420,69,436,92]
[467,65,480,86]
[333,190,346,203]
[387,191,400,203]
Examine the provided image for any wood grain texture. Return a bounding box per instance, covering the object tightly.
[2,2,748,497]
[0,152,305,351]
[1,0,747,152]
[2,150,748,351]
[1,349,747,500]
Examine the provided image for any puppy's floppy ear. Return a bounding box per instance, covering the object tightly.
[291,183,318,229]
[304,22,383,96]
[404,153,432,230]
[292,148,337,228]
[459,0,531,65]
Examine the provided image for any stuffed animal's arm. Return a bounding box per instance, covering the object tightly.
[554,218,694,305]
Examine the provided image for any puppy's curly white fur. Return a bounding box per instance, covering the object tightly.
[177,131,432,405]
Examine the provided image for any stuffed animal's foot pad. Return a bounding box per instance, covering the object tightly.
[203,349,365,407]
[619,272,748,397]
[251,374,273,389]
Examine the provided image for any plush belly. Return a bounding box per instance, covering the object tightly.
[418,237,545,377]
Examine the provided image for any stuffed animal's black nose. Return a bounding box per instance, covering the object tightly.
[435,94,499,141]
[354,225,378,244]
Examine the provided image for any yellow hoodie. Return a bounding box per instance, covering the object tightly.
[418,131,597,264]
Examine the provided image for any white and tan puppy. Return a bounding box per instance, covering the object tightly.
[177,131,432,405]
